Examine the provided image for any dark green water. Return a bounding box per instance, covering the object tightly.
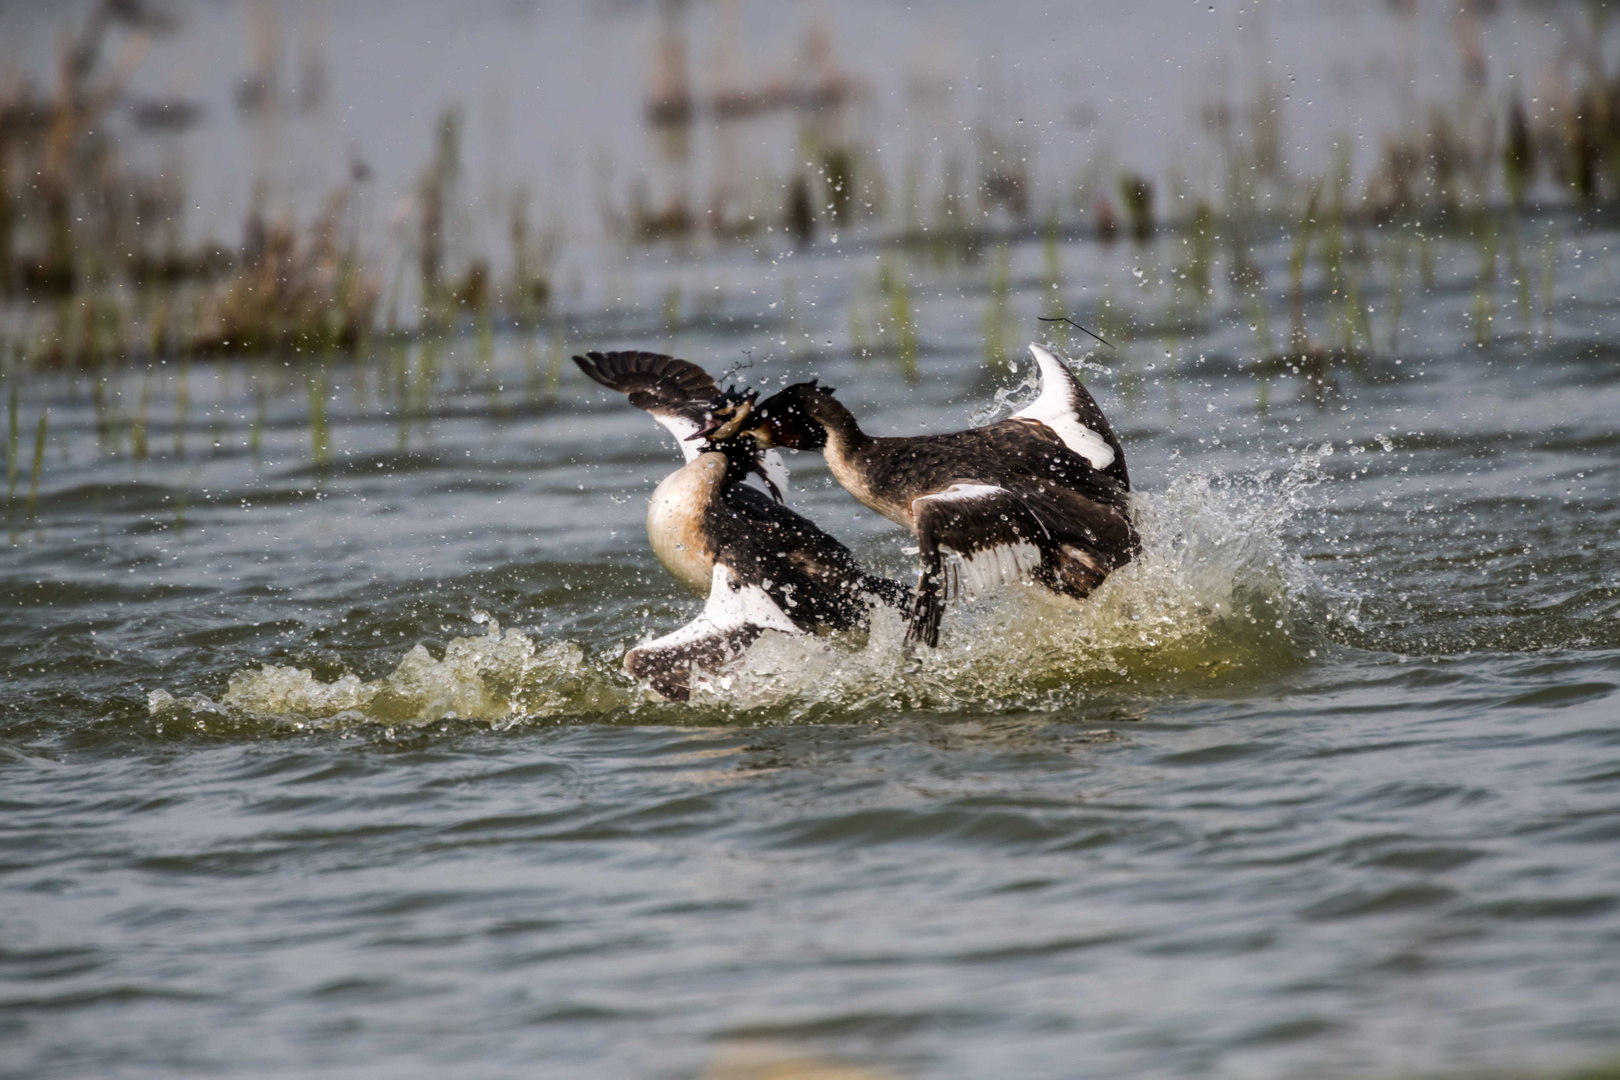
[4,229,1620,1078]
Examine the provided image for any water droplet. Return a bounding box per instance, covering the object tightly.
[1132,267,1144,279]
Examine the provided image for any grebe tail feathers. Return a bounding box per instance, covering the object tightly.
[1012,343,1130,488]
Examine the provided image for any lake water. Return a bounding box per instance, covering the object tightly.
[4,210,1620,1079]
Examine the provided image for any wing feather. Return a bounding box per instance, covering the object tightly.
[624,563,801,701]
[575,350,718,463]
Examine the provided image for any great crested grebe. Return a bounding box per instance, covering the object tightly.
[575,350,908,700]
[741,343,1137,648]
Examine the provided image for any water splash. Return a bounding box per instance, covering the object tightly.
[697,461,1357,717]
[151,618,635,730]
[152,456,1354,730]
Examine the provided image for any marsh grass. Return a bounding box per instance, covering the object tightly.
[1473,223,1499,349]
[875,257,918,383]
[4,0,1620,478]
[307,365,330,466]
[5,384,17,530]
[983,242,1012,375]
[24,406,45,531]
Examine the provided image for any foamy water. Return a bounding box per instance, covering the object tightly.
[158,459,1359,730]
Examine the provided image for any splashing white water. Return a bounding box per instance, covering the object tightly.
[151,617,633,729]
[152,456,1354,729]
[691,461,1357,715]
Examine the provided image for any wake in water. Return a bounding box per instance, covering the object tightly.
[150,453,1358,730]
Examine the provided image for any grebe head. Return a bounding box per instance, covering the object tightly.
[745,381,836,451]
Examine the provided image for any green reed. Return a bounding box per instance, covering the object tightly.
[1473,224,1498,350]
[6,384,18,529]
[523,332,544,404]
[877,257,917,383]
[983,242,1012,374]
[1288,183,1323,352]
[1042,220,1070,351]
[849,293,868,359]
[893,273,918,384]
[1507,225,1533,342]
[662,283,682,350]
[1187,201,1215,304]
[1386,235,1410,354]
[1248,286,1275,359]
[92,375,111,455]
[24,406,46,530]
[173,354,191,458]
[248,367,267,461]
[307,366,330,466]
[1541,238,1556,338]
[132,369,152,461]
[546,318,565,401]
[784,277,805,360]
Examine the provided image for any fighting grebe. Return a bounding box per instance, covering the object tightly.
[743,343,1136,648]
[574,351,908,700]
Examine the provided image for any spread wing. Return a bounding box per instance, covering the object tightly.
[574,350,789,499]
[574,350,717,461]
[905,483,1049,647]
[1009,343,1129,488]
[624,562,802,702]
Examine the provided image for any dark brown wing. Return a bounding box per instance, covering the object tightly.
[575,350,722,448]
[712,485,909,632]
[573,351,717,413]
[905,484,1050,648]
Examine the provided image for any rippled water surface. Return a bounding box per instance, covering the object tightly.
[5,224,1620,1079]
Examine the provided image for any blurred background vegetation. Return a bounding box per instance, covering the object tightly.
[0,0,1616,479]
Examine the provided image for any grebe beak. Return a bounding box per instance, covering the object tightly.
[685,395,757,442]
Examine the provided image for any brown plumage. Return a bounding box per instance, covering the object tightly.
[575,349,910,700]
[745,345,1137,647]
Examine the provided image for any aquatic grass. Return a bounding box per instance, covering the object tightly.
[546,317,566,402]
[1506,222,1533,342]
[173,352,191,458]
[849,287,869,359]
[1185,201,1215,304]
[876,257,918,383]
[983,242,1012,375]
[1120,173,1154,243]
[522,334,544,404]
[662,283,682,348]
[1541,237,1556,338]
[1288,182,1323,352]
[6,383,17,530]
[1473,223,1498,350]
[1386,234,1410,354]
[893,273,918,384]
[24,405,46,531]
[307,365,330,466]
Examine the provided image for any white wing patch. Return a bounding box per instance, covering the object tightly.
[652,411,704,463]
[951,543,1042,598]
[912,483,1046,598]
[625,563,802,700]
[643,563,800,655]
[1012,343,1115,471]
[915,482,1006,507]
